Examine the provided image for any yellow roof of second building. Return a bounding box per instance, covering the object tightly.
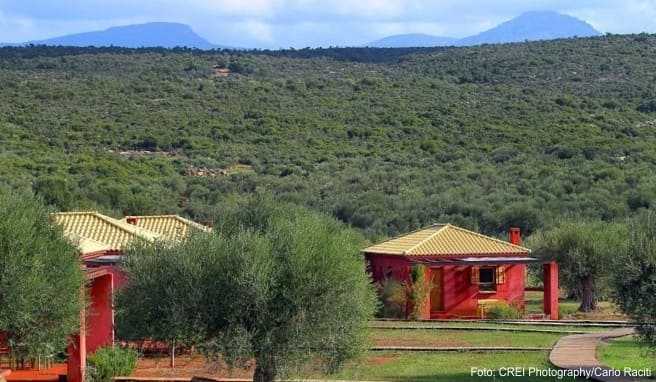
[51,211,210,254]
[363,224,530,256]
[121,215,212,238]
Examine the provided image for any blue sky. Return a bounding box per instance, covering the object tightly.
[1,0,655,48]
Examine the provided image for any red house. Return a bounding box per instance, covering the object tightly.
[363,224,558,320]
[26,212,211,382]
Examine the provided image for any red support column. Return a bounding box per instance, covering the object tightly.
[67,295,86,382]
[543,262,559,320]
[86,274,114,353]
[67,271,115,382]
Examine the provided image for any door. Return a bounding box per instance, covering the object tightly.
[430,268,444,312]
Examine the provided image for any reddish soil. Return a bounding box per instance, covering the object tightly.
[366,354,399,366]
[5,364,66,382]
[132,355,254,380]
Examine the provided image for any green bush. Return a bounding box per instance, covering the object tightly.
[0,189,84,361]
[376,278,407,319]
[86,346,138,382]
[614,211,656,348]
[409,265,431,320]
[485,302,523,319]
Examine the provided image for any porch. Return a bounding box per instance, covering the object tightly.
[410,257,559,320]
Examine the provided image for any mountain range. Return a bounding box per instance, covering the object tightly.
[3,22,230,49]
[1,11,602,50]
[368,11,601,47]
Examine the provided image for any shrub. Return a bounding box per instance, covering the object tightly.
[376,278,407,319]
[637,99,656,113]
[485,302,523,319]
[0,189,84,361]
[86,346,138,382]
[613,211,656,348]
[409,265,431,320]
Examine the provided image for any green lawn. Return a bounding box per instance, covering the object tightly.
[301,328,578,381]
[312,351,575,382]
[524,291,624,320]
[370,329,563,348]
[525,291,577,317]
[372,320,606,333]
[598,336,655,372]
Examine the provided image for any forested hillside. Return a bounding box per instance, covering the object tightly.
[1,34,656,240]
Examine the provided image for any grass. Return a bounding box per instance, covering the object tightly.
[370,329,564,348]
[372,320,607,333]
[132,328,578,381]
[311,351,576,381]
[524,291,625,320]
[598,336,655,372]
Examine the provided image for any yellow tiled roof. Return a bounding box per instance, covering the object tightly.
[51,212,160,254]
[51,212,211,255]
[121,215,212,238]
[363,224,530,256]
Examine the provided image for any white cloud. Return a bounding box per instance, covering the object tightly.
[1,0,656,47]
[242,19,275,42]
[193,0,279,15]
[330,0,406,18]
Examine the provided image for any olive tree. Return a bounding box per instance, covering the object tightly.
[117,200,377,382]
[0,189,84,360]
[614,211,656,346]
[529,220,627,312]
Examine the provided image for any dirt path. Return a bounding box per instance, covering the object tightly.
[549,328,644,382]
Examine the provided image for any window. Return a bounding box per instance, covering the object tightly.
[479,267,496,292]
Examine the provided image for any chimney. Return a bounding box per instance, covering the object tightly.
[126,217,139,225]
[509,227,522,245]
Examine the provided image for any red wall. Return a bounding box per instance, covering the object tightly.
[86,274,114,353]
[366,254,527,319]
[68,264,126,382]
[366,254,412,282]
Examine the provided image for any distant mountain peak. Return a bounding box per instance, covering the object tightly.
[25,22,230,49]
[367,33,457,48]
[457,11,601,46]
[368,10,601,48]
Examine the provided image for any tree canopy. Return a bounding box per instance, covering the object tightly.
[2,35,656,240]
[528,220,627,311]
[613,211,656,347]
[0,189,84,360]
[117,199,376,382]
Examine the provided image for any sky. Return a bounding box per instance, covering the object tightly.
[1,0,655,48]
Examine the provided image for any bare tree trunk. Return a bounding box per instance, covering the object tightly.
[253,354,276,382]
[170,340,176,369]
[579,275,597,312]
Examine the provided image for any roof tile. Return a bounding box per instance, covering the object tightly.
[121,215,211,238]
[50,211,210,254]
[363,224,529,256]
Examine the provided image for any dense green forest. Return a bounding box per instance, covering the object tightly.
[1,34,656,240]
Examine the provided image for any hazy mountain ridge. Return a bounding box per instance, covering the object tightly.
[369,11,601,48]
[368,34,458,48]
[4,11,601,50]
[18,22,231,49]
